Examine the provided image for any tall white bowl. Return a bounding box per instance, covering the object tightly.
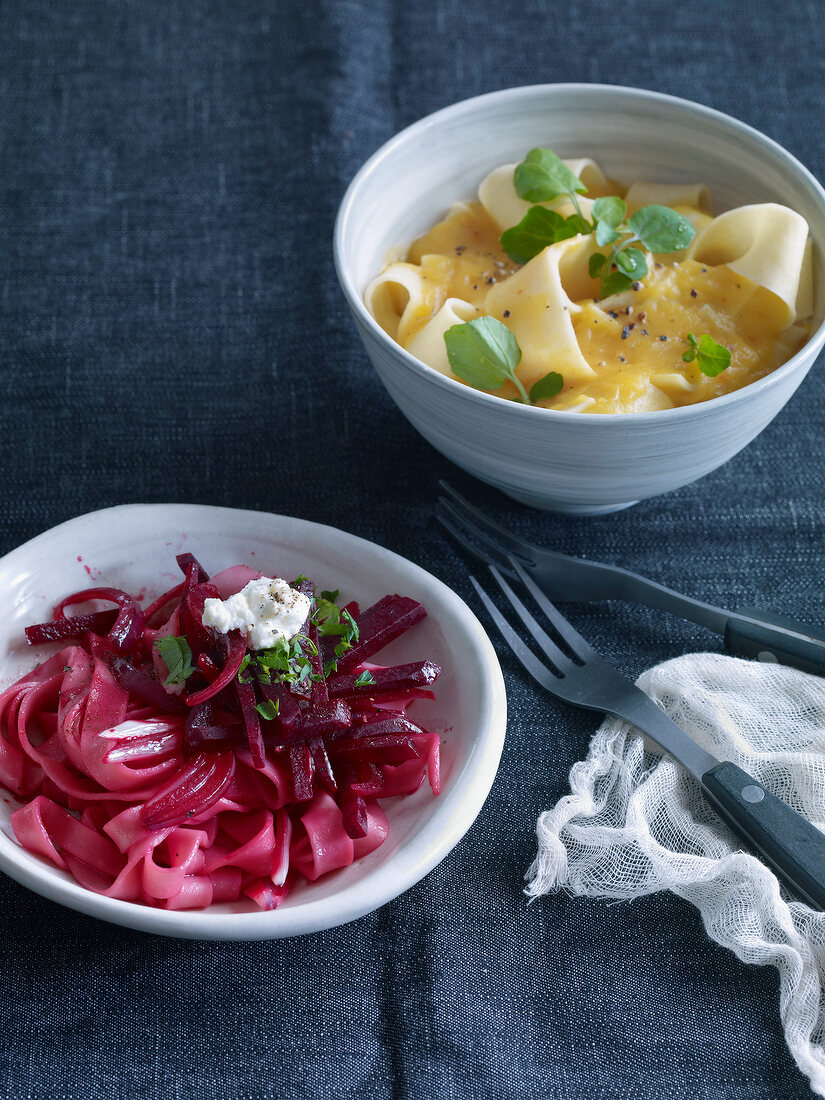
[335,85,825,514]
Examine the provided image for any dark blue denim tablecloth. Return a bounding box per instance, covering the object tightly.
[1,2,824,1097]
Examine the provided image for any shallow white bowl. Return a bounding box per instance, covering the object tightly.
[335,84,825,514]
[0,505,506,939]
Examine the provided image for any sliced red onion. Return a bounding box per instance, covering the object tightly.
[141,752,234,829]
[184,631,246,706]
[143,582,185,629]
[53,587,144,654]
[104,720,183,764]
[175,553,210,583]
[25,609,118,646]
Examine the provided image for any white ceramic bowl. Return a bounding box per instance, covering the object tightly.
[335,84,825,515]
[0,505,506,939]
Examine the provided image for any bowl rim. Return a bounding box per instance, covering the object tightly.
[334,82,825,424]
[0,503,507,940]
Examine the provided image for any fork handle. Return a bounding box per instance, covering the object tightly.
[724,607,825,676]
[701,761,825,910]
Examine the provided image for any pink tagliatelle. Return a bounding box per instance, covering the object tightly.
[0,556,442,911]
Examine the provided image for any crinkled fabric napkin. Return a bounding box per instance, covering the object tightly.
[527,654,825,1095]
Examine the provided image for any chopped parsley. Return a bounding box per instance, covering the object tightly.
[255,699,279,721]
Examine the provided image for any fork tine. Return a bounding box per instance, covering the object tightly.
[486,565,576,674]
[436,501,518,577]
[468,576,561,691]
[438,481,537,564]
[509,558,597,661]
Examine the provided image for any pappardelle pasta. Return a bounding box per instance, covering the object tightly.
[365,152,813,413]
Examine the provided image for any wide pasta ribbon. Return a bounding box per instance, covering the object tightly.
[688,203,812,328]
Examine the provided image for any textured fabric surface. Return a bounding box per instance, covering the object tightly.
[1,1,825,1097]
[528,654,825,1095]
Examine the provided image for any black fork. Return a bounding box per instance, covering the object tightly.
[437,480,825,676]
[470,556,825,911]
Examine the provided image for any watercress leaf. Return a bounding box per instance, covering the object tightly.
[354,670,377,688]
[595,221,621,248]
[600,270,634,297]
[154,636,196,686]
[589,253,607,278]
[255,699,279,721]
[627,204,695,253]
[591,196,626,229]
[529,372,564,403]
[564,213,594,236]
[685,332,731,376]
[613,247,647,279]
[444,316,522,391]
[500,207,575,264]
[319,589,339,603]
[681,333,700,362]
[513,148,587,204]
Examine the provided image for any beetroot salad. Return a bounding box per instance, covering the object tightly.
[0,554,441,911]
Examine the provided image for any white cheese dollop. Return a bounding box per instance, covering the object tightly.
[201,576,311,650]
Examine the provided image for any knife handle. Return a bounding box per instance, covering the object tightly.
[702,761,825,910]
[724,606,825,676]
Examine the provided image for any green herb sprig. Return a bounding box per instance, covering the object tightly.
[682,332,731,376]
[154,636,196,686]
[513,148,589,220]
[499,149,696,299]
[443,316,562,405]
[589,200,695,297]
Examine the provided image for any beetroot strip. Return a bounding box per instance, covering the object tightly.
[25,609,118,646]
[236,681,266,769]
[340,788,368,839]
[335,596,427,671]
[328,660,442,698]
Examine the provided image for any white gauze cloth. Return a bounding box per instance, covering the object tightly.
[527,653,825,1095]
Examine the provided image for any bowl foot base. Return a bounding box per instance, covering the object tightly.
[503,491,640,516]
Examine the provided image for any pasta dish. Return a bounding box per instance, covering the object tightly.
[366,152,812,413]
